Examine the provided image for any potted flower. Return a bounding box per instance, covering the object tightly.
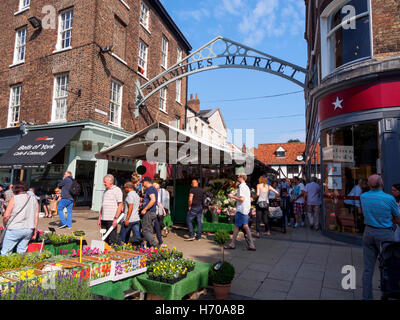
[209,230,235,300]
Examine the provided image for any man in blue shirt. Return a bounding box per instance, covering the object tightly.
[360,174,400,300]
[141,177,158,248]
[57,171,74,229]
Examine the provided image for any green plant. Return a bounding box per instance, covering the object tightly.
[0,251,53,273]
[209,262,235,285]
[214,230,231,262]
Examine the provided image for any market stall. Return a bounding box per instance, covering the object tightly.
[95,122,252,229]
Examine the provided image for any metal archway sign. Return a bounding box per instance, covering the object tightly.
[135,36,308,114]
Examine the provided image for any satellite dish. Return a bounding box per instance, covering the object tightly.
[297,155,304,161]
[136,165,147,175]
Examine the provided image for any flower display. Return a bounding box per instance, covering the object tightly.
[207,179,238,217]
[146,259,194,284]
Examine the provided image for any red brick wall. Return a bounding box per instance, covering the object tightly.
[0,0,189,132]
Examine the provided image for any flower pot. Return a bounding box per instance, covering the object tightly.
[211,212,219,223]
[213,283,231,300]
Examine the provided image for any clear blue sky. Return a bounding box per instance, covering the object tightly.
[161,0,307,146]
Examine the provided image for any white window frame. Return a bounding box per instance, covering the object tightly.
[159,87,167,113]
[13,28,27,65]
[56,9,73,52]
[138,40,148,77]
[320,0,372,78]
[176,79,182,103]
[140,2,150,31]
[19,0,30,11]
[7,85,22,127]
[161,36,169,69]
[51,74,69,123]
[177,47,183,65]
[109,80,123,127]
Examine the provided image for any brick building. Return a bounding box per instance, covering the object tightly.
[253,142,321,180]
[304,0,400,242]
[0,0,192,210]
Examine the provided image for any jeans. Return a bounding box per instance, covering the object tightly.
[256,205,270,233]
[142,211,158,247]
[154,216,163,245]
[186,206,203,239]
[57,198,74,228]
[118,221,141,244]
[307,205,320,229]
[1,228,34,256]
[362,226,395,300]
[101,220,118,245]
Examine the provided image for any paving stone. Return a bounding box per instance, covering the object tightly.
[247,263,274,273]
[238,270,268,282]
[230,279,261,297]
[297,263,326,281]
[320,287,355,300]
[287,278,322,300]
[253,289,288,300]
[258,278,292,293]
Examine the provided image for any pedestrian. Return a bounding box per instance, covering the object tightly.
[292,176,306,228]
[158,181,170,237]
[57,171,75,229]
[279,179,290,196]
[152,182,164,246]
[118,181,141,244]
[4,184,13,208]
[44,188,61,219]
[392,184,400,242]
[305,177,322,231]
[98,174,123,245]
[1,181,39,256]
[140,177,159,248]
[154,182,169,237]
[255,176,280,238]
[224,174,256,251]
[360,174,400,300]
[280,189,291,226]
[185,179,204,241]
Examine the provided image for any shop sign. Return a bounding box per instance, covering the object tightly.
[323,145,354,162]
[318,82,400,123]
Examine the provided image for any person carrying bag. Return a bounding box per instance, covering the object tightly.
[0,181,39,256]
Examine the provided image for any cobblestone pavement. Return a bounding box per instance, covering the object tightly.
[38,209,381,300]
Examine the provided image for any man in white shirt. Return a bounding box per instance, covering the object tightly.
[225,174,256,251]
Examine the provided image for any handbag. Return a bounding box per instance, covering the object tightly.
[268,206,283,219]
[258,201,269,209]
[0,195,32,250]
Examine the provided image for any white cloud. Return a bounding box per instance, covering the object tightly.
[176,8,211,22]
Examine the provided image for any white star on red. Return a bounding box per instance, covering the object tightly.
[332,97,344,111]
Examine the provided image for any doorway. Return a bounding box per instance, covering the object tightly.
[75,160,95,207]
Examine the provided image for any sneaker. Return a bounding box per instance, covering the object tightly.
[301,222,305,227]
[185,237,196,241]
[58,225,67,230]
[287,222,292,227]
[294,223,299,228]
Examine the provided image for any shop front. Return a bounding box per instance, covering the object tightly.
[315,80,400,244]
[0,121,133,211]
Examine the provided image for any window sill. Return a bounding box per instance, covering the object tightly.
[322,56,371,81]
[176,100,182,106]
[159,109,168,115]
[137,71,149,81]
[140,24,151,35]
[14,7,30,16]
[53,47,72,54]
[48,120,67,125]
[108,121,122,129]
[111,53,128,66]
[119,0,130,10]
[9,61,25,68]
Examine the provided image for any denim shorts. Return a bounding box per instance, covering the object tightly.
[235,212,249,227]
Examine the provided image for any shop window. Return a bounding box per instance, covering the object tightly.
[322,122,380,236]
[321,0,371,78]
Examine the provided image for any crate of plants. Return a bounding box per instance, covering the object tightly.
[146,259,193,285]
[1,267,43,285]
[38,233,80,256]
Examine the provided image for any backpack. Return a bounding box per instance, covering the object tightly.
[69,179,81,197]
[203,191,213,209]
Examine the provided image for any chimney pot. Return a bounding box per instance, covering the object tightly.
[190,94,193,100]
